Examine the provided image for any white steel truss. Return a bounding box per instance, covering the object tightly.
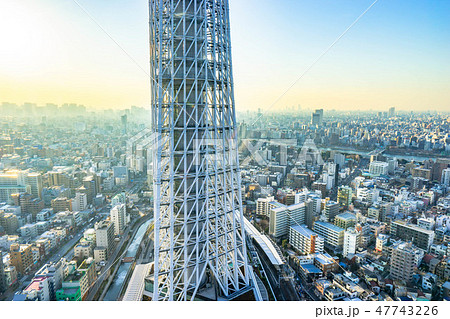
[150,0,251,301]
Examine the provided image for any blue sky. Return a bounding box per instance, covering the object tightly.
[0,0,448,111]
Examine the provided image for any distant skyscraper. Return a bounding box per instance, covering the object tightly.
[149,0,251,301]
[311,109,324,126]
[388,107,396,118]
[121,114,128,134]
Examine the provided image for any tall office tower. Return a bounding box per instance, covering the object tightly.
[388,107,396,118]
[311,109,324,126]
[149,0,251,301]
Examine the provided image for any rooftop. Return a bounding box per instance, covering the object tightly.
[243,217,284,266]
[301,263,322,274]
[393,220,435,234]
[290,224,319,238]
[314,221,344,233]
[336,212,357,221]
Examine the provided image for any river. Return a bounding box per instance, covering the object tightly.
[102,218,153,301]
[319,147,443,162]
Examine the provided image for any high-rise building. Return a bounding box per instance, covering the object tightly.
[113,166,129,186]
[110,204,127,235]
[10,244,33,275]
[313,221,344,251]
[26,173,43,200]
[337,186,353,208]
[343,228,358,257]
[72,192,88,212]
[82,176,97,204]
[369,161,389,176]
[51,197,71,213]
[289,225,324,255]
[95,221,115,259]
[323,200,340,222]
[390,242,416,282]
[149,0,252,301]
[390,220,435,250]
[388,107,396,118]
[0,171,27,204]
[0,212,19,235]
[334,153,345,167]
[334,212,356,230]
[442,168,450,186]
[269,202,306,238]
[256,196,278,217]
[311,109,324,126]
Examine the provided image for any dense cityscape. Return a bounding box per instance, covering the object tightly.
[0,104,449,301]
[1,0,449,309]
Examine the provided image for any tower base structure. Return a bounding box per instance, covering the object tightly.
[142,263,262,301]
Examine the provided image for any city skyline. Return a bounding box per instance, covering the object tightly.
[0,0,449,112]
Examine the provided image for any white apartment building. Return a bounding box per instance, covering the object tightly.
[369,161,389,176]
[256,196,277,217]
[71,193,88,212]
[269,202,305,238]
[110,204,127,235]
[289,225,324,255]
[313,221,344,251]
[343,228,358,257]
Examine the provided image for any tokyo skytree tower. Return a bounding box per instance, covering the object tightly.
[149,0,252,301]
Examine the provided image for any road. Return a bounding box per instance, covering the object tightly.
[1,213,104,301]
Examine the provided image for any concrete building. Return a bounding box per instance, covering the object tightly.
[10,244,33,275]
[417,218,435,231]
[289,225,324,255]
[51,197,71,213]
[14,276,51,301]
[314,221,344,251]
[323,200,340,222]
[390,242,417,282]
[337,186,353,208]
[110,204,127,235]
[390,220,435,250]
[334,212,356,230]
[74,242,93,259]
[368,206,381,220]
[56,259,95,301]
[26,173,43,200]
[369,161,389,176]
[256,196,277,217]
[269,202,305,238]
[71,192,88,212]
[376,234,390,252]
[0,171,27,204]
[343,228,358,257]
[33,259,66,300]
[95,220,115,259]
[94,247,107,263]
[0,212,19,235]
[442,168,450,186]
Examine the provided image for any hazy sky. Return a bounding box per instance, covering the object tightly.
[0,0,449,112]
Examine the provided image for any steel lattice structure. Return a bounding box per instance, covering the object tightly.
[150,0,251,301]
